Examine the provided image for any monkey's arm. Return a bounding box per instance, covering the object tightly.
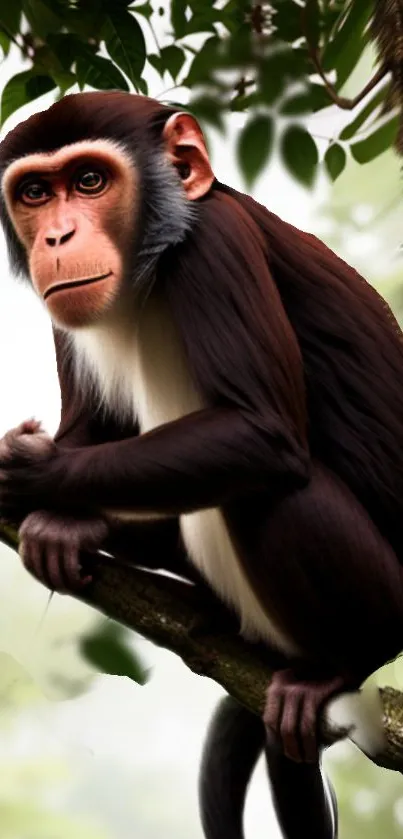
[5,330,199,589]
[3,403,310,517]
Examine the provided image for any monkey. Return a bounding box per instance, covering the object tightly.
[1,91,403,839]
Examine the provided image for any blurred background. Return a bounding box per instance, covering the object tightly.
[0,1,402,837]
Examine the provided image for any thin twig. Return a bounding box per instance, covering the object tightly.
[301,3,388,111]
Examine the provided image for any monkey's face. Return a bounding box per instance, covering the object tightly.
[1,101,215,329]
[1,140,138,329]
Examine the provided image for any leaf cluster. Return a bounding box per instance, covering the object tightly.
[0,0,399,187]
[0,0,149,123]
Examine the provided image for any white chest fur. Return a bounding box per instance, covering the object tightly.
[73,297,298,655]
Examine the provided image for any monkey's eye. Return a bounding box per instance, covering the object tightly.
[18,180,51,205]
[74,168,107,195]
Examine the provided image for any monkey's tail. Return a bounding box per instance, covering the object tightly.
[199,695,264,839]
[199,696,338,839]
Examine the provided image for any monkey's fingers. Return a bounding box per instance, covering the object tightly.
[0,420,42,462]
[263,672,284,737]
[20,536,92,594]
[45,542,70,593]
[299,693,319,763]
[19,537,53,591]
[63,542,93,590]
[279,688,306,763]
[264,670,309,762]
[20,418,42,435]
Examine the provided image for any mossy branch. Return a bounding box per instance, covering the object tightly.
[1,518,403,772]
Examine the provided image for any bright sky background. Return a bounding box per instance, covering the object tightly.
[0,11,388,838]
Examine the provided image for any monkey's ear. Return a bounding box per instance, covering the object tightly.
[163,112,214,200]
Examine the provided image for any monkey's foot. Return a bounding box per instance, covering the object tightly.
[263,669,349,763]
[18,510,109,593]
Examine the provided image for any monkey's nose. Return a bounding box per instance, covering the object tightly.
[45,228,75,247]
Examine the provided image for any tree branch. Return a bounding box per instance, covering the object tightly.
[309,54,388,111]
[300,4,389,112]
[1,518,403,771]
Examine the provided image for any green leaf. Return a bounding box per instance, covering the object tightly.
[76,51,129,91]
[148,53,164,75]
[225,27,253,65]
[281,91,311,115]
[1,70,56,125]
[184,4,231,34]
[281,124,318,187]
[53,71,76,96]
[22,0,62,38]
[160,44,186,81]
[137,76,148,95]
[351,116,399,164]
[322,1,346,47]
[281,83,329,115]
[32,45,77,94]
[339,87,387,141]
[274,0,303,43]
[286,45,310,78]
[220,0,250,29]
[73,38,129,92]
[171,0,188,38]
[185,35,220,85]
[309,82,330,112]
[185,13,217,35]
[103,0,136,6]
[103,10,146,88]
[47,33,88,72]
[25,72,56,101]
[324,143,346,181]
[231,91,260,112]
[65,7,107,39]
[190,95,225,131]
[258,55,286,105]
[0,30,10,58]
[0,0,23,35]
[221,0,249,14]
[237,114,274,188]
[40,0,71,14]
[130,1,153,17]
[188,0,215,10]
[304,0,320,51]
[322,0,371,88]
[32,44,65,75]
[336,24,370,89]
[80,621,148,685]
[258,46,312,108]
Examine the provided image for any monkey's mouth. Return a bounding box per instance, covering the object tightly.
[43,271,113,300]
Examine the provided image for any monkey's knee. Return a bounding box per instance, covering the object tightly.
[261,463,403,663]
[276,463,397,572]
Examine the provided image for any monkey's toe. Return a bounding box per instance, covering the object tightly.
[263,669,347,763]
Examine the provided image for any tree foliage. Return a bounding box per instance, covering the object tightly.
[0,1,401,186]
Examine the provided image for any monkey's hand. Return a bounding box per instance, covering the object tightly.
[0,419,57,520]
[18,510,109,593]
